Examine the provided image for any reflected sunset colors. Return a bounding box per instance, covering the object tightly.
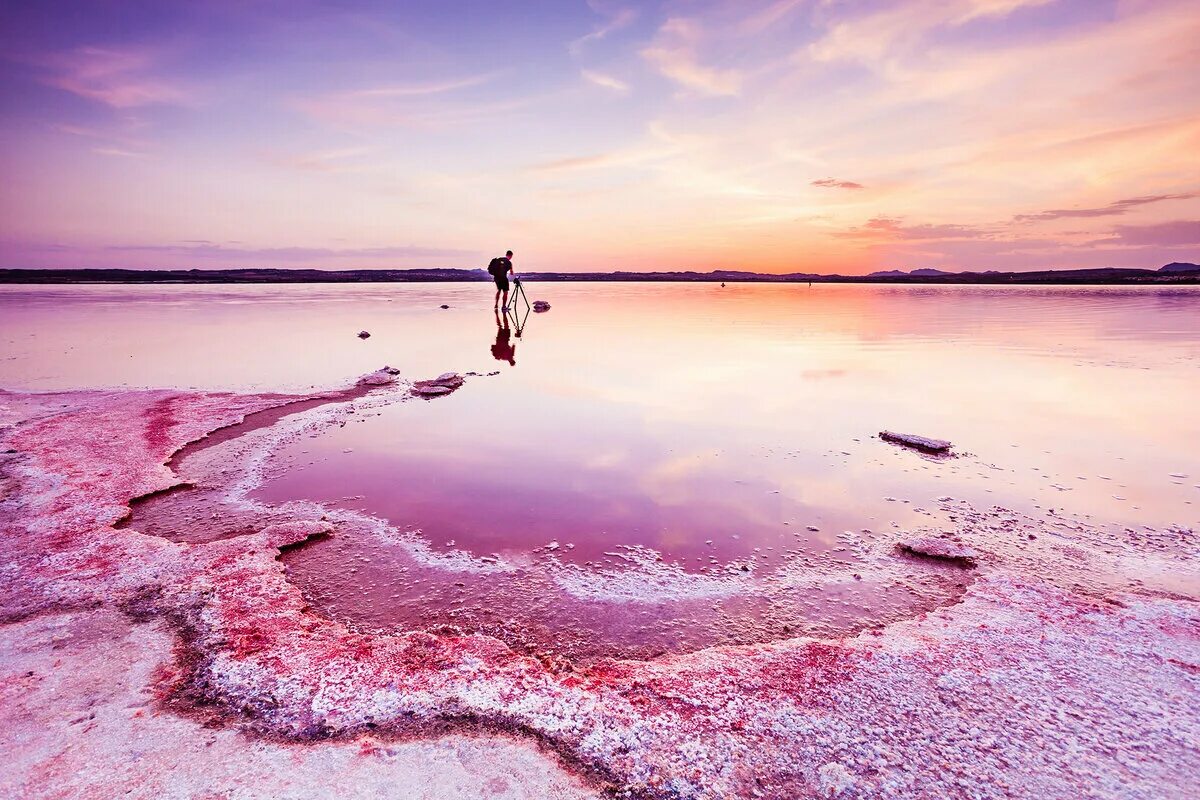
[6,281,1198,658]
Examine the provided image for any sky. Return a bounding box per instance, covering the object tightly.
[0,0,1198,275]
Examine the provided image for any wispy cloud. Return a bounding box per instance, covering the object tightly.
[833,216,991,241]
[50,120,154,157]
[5,0,1199,274]
[345,73,498,99]
[91,147,150,159]
[642,18,743,96]
[262,146,373,173]
[526,120,699,175]
[570,2,637,54]
[1014,193,1197,223]
[100,242,477,261]
[812,178,864,190]
[31,46,189,108]
[0,240,483,270]
[292,73,540,130]
[808,0,1056,65]
[527,146,669,174]
[1108,220,1200,246]
[582,69,630,94]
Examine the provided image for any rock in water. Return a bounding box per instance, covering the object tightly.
[357,366,402,386]
[532,300,551,312]
[880,430,952,454]
[412,372,465,397]
[897,535,977,565]
[357,330,371,339]
[410,384,453,396]
[440,304,450,309]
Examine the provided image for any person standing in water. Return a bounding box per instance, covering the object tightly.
[488,250,515,310]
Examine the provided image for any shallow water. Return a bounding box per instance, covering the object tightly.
[5,282,1199,660]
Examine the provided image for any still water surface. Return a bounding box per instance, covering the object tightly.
[3,282,1198,658]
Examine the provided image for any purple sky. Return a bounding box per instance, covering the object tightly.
[1,0,1197,273]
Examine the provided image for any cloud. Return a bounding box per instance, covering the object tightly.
[1014,193,1197,222]
[570,3,637,54]
[582,70,630,94]
[51,120,154,157]
[526,121,701,175]
[812,178,864,190]
[262,146,373,173]
[527,145,673,174]
[956,0,1057,24]
[809,0,1057,65]
[99,243,478,261]
[642,18,743,96]
[345,73,498,99]
[91,147,149,158]
[833,216,991,240]
[1109,220,1200,246]
[1,240,482,270]
[32,46,188,108]
[293,76,539,130]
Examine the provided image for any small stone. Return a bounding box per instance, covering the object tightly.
[357,368,399,386]
[357,330,371,339]
[880,430,953,454]
[412,372,465,397]
[897,535,978,566]
[411,384,453,397]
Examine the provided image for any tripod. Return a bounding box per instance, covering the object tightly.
[505,277,531,334]
[508,276,531,314]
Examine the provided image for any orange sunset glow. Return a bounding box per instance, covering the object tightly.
[1,1,1198,273]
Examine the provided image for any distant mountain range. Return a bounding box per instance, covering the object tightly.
[1,263,1197,285]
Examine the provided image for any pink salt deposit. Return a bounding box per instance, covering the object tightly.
[1,374,1198,799]
[897,535,979,565]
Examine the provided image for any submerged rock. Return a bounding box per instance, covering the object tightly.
[897,535,978,565]
[532,300,551,312]
[880,430,953,454]
[412,372,465,398]
[411,385,453,396]
[357,366,401,386]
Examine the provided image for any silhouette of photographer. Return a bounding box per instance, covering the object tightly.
[491,310,516,366]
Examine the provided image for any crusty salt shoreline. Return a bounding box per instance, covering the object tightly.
[1,378,1197,799]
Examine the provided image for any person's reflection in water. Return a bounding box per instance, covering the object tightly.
[491,310,516,366]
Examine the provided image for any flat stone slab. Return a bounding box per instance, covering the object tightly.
[412,372,465,397]
[898,535,978,565]
[356,365,401,386]
[880,430,953,454]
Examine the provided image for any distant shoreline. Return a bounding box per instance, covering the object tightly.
[1,263,1197,286]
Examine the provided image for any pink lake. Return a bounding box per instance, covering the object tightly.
[5,282,1199,660]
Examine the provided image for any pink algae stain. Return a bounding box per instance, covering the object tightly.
[143,395,180,456]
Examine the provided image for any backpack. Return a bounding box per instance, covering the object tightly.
[487,257,505,278]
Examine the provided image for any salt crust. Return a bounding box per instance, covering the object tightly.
[1,384,1198,798]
